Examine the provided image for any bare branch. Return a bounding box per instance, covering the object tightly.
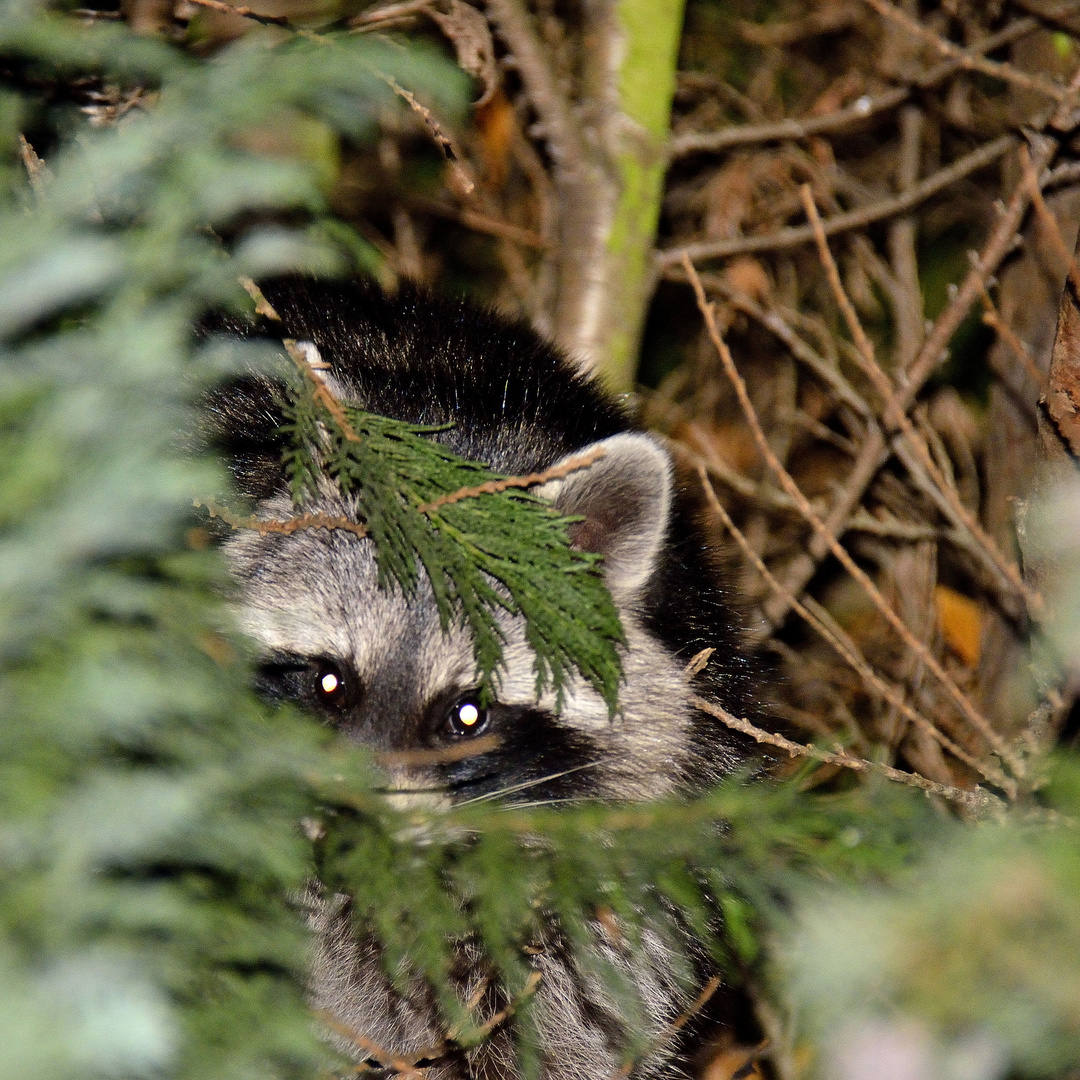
[687,693,1001,814]
[799,185,1041,618]
[862,0,1072,102]
[658,135,1015,267]
[418,446,605,512]
[682,254,1024,780]
[697,467,1014,793]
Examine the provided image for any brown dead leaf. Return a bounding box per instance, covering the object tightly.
[474,88,515,189]
[935,585,981,667]
[723,257,771,303]
[428,0,499,107]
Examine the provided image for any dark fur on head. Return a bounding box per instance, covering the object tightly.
[204,276,756,793]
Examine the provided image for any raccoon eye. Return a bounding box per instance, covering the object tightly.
[314,659,351,712]
[447,696,488,738]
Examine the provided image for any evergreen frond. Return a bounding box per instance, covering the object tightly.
[278,358,625,713]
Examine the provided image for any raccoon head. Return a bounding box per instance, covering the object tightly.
[206,277,754,806]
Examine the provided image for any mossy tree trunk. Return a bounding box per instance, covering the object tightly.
[488,0,685,393]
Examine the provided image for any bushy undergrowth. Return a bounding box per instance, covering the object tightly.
[2,6,1079,1080]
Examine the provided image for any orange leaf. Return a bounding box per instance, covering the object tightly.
[934,585,981,667]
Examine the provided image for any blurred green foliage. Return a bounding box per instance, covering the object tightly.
[789,758,1080,1080]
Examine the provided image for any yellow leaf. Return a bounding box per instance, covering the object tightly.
[934,585,980,667]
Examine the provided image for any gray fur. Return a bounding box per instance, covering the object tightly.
[211,283,755,1078]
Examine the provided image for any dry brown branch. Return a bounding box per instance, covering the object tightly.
[799,185,1041,617]
[678,429,815,513]
[317,1011,444,1076]
[454,970,542,1043]
[283,338,361,442]
[376,71,475,197]
[181,0,290,24]
[17,135,49,198]
[669,17,1037,158]
[737,5,859,47]
[377,734,502,769]
[754,134,1065,628]
[682,254,1023,779]
[1014,0,1080,35]
[408,197,547,248]
[197,499,371,540]
[862,0,1072,102]
[485,0,586,174]
[238,276,281,321]
[666,269,872,418]
[349,0,435,27]
[687,693,998,814]
[418,446,605,511]
[1021,144,1080,296]
[904,136,1058,414]
[979,281,1048,392]
[697,467,1013,793]
[658,135,1015,267]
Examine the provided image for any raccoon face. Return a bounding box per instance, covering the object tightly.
[207,277,754,805]
[225,431,700,805]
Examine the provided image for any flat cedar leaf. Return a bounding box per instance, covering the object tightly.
[279,373,625,713]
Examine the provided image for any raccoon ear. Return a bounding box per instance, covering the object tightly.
[535,433,672,596]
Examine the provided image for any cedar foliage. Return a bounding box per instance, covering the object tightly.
[277,359,624,710]
[3,5,1080,1080]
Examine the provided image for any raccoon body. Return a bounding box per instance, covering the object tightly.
[206,277,756,1079]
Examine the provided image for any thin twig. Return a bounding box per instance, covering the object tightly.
[687,693,999,814]
[665,268,871,417]
[197,499,371,539]
[408,197,548,248]
[452,970,542,1043]
[377,734,502,769]
[284,338,362,441]
[182,0,291,24]
[349,0,433,26]
[1020,143,1080,295]
[316,1011,444,1076]
[862,0,1071,102]
[376,71,475,197]
[799,185,1041,618]
[17,135,50,198]
[610,976,723,1080]
[696,467,1014,794]
[682,254,1023,779]
[669,18,1038,158]
[418,446,605,511]
[757,136,1061,626]
[658,135,1015,267]
[977,280,1047,391]
[903,135,1057,418]
[238,276,281,321]
[485,0,586,173]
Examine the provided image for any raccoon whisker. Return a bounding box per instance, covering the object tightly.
[498,797,593,810]
[373,785,454,796]
[453,761,602,807]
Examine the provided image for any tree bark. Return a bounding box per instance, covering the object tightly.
[488,0,685,392]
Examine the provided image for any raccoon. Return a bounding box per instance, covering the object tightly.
[205,277,757,1080]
